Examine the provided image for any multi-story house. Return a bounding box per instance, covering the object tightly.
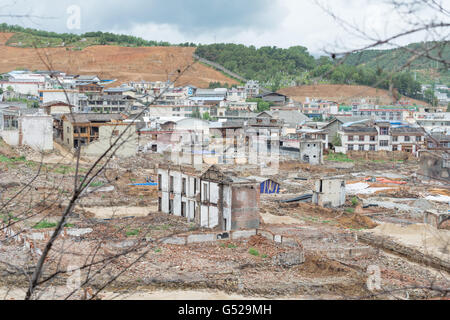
[340,126,379,152]
[414,113,450,135]
[245,80,260,98]
[58,113,137,157]
[227,86,247,102]
[426,133,450,151]
[301,100,339,117]
[79,94,136,113]
[338,121,424,155]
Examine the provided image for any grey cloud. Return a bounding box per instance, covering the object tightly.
[0,0,285,35]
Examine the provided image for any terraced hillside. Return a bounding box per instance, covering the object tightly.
[0,33,238,88]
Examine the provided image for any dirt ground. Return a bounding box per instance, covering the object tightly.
[0,33,238,88]
[279,84,429,106]
[1,145,449,300]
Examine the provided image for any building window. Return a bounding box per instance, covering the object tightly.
[380,128,389,135]
[112,130,119,136]
[393,136,398,142]
[182,178,187,196]
[416,136,421,142]
[348,136,354,141]
[370,136,376,142]
[202,183,209,201]
[380,140,389,147]
[181,202,186,218]
[169,176,174,193]
[404,136,410,142]
[359,136,365,141]
[348,144,354,151]
[393,145,398,151]
[369,145,376,151]
[359,145,365,151]
[158,175,162,191]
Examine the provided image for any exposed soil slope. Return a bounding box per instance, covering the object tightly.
[0,33,238,88]
[279,84,429,106]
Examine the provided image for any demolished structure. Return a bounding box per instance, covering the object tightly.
[312,178,346,208]
[158,165,260,231]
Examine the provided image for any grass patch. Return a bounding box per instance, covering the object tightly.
[351,197,359,207]
[1,212,18,223]
[78,177,104,188]
[126,229,140,237]
[326,153,354,163]
[54,165,76,174]
[33,220,57,229]
[345,208,355,214]
[0,155,26,163]
[249,248,260,257]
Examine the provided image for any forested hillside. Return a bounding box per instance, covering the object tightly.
[344,42,450,84]
[195,44,426,101]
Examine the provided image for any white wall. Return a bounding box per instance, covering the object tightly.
[21,115,53,151]
[0,130,19,146]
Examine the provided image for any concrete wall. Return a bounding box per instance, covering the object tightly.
[82,125,138,158]
[299,141,323,165]
[0,82,40,96]
[313,179,346,208]
[21,115,53,151]
[419,151,450,182]
[231,184,260,230]
[0,130,19,146]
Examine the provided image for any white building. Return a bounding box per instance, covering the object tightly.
[415,113,450,134]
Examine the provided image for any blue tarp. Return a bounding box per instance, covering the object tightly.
[260,180,280,194]
[128,183,158,187]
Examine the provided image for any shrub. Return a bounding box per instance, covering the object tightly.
[249,248,260,256]
[345,208,355,214]
[33,220,57,229]
[126,229,140,237]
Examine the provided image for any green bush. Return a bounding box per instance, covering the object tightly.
[249,248,260,257]
[126,229,140,237]
[33,220,57,229]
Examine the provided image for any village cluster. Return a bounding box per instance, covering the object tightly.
[0,69,449,300]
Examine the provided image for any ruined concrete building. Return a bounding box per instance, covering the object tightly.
[312,178,346,208]
[299,140,324,165]
[157,165,260,231]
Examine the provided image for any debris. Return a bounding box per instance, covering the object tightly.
[425,195,450,203]
[279,194,313,203]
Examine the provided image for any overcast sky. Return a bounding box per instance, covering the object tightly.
[0,0,447,55]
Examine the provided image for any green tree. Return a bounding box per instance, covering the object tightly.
[332,134,342,147]
[424,88,438,106]
[247,98,271,112]
[192,107,201,119]
[202,112,211,121]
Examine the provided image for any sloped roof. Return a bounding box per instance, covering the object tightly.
[63,113,126,123]
[342,126,377,133]
[391,127,424,134]
[335,116,371,124]
[258,110,310,125]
